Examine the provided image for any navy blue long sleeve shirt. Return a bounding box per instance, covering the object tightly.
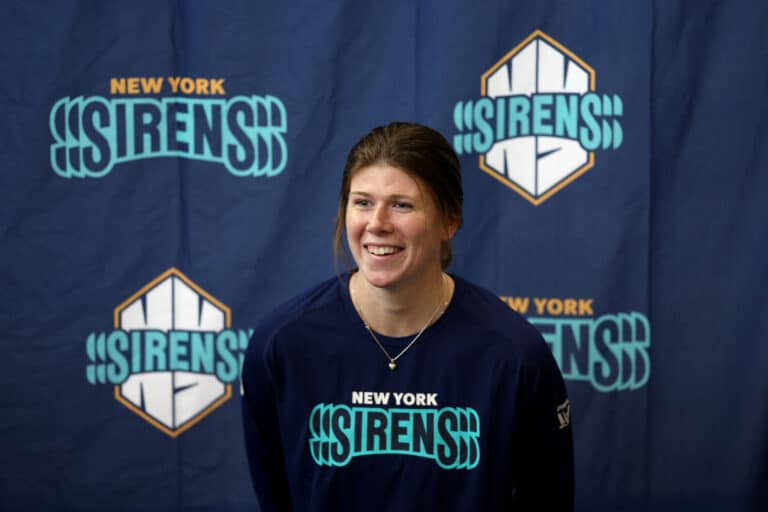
[242,274,574,511]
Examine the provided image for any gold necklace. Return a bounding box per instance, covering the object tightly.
[351,273,449,371]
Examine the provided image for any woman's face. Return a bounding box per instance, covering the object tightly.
[345,163,455,291]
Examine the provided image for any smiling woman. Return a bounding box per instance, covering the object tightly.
[334,122,463,272]
[241,122,574,511]
[344,163,453,333]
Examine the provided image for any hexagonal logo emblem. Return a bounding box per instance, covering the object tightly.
[452,30,624,205]
[85,268,252,437]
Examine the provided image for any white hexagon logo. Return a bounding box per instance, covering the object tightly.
[112,268,232,437]
[480,30,596,205]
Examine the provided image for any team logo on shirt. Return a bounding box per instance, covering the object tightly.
[84,268,252,437]
[452,30,624,204]
[49,76,287,178]
[309,391,480,469]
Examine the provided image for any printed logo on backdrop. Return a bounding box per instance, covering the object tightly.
[50,76,287,178]
[85,268,252,437]
[452,30,623,205]
[500,296,650,392]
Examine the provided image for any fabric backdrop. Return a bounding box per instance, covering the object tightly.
[1,1,766,511]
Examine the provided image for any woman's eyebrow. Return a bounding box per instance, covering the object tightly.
[349,190,418,200]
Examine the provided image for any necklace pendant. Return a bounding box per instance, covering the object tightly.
[388,361,397,371]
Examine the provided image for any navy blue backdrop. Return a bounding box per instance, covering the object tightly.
[1,1,766,511]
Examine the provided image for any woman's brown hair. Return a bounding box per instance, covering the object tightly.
[333,122,463,270]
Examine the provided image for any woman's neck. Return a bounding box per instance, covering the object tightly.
[349,270,453,337]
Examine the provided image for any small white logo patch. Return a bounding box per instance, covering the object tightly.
[556,399,571,429]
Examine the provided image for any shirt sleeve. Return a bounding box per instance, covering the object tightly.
[517,346,575,511]
[241,330,292,512]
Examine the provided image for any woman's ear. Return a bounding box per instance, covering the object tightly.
[442,216,460,241]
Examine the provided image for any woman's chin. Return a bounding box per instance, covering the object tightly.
[359,274,396,289]
[356,268,405,289]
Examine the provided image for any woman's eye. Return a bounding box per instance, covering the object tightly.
[353,199,371,207]
[393,201,412,209]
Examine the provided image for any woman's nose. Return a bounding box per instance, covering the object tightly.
[367,204,392,232]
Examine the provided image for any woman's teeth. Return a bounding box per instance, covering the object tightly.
[367,246,400,255]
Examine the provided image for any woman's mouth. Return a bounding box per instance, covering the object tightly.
[365,244,403,256]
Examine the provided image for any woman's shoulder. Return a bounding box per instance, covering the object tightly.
[453,276,532,326]
[452,275,552,363]
[248,275,347,350]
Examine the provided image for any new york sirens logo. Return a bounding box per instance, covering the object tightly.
[309,391,480,470]
[500,296,650,392]
[452,30,623,205]
[50,76,287,178]
[85,268,252,437]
